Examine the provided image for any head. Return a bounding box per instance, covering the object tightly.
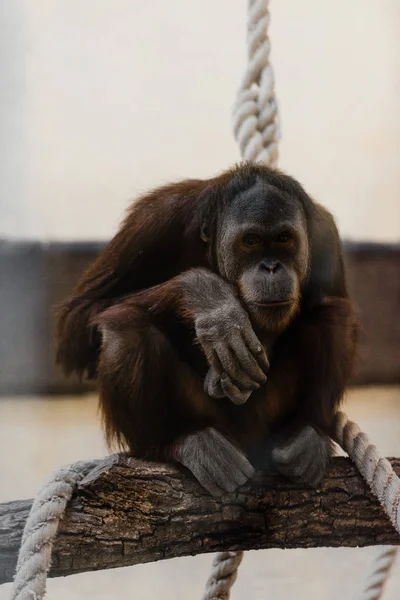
[200,163,346,333]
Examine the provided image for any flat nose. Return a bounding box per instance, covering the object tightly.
[260,259,281,274]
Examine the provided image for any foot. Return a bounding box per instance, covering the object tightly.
[171,428,255,496]
[271,425,330,487]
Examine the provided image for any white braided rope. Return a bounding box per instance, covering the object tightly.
[358,546,398,600]
[334,412,400,599]
[201,551,244,600]
[10,460,96,600]
[334,412,400,535]
[233,0,279,167]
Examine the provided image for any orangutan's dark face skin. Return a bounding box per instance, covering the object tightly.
[217,178,309,332]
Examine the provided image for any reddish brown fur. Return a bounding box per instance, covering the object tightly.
[56,163,357,467]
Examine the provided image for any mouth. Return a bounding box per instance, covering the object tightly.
[251,300,294,308]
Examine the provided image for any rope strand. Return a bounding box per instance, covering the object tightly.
[232,0,279,167]
[10,460,97,600]
[201,552,244,600]
[358,546,398,600]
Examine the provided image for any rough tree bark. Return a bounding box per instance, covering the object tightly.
[1,455,399,584]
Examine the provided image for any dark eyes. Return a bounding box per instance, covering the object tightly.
[242,231,293,247]
[275,231,292,244]
[242,233,261,247]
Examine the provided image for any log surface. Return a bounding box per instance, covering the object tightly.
[1,455,399,584]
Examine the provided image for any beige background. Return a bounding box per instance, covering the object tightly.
[1,0,400,241]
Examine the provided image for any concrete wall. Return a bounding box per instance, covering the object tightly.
[1,0,399,242]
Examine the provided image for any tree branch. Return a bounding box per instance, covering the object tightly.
[1,455,399,584]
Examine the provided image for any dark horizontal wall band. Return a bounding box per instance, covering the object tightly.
[0,239,399,395]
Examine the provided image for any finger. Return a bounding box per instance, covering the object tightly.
[193,430,255,493]
[234,374,261,392]
[306,462,327,487]
[274,454,309,479]
[229,335,267,385]
[215,336,262,390]
[206,453,253,491]
[207,358,261,403]
[214,471,242,493]
[203,462,249,494]
[204,369,225,398]
[241,328,269,373]
[192,465,225,496]
[228,455,256,483]
[202,345,223,376]
[195,450,242,494]
[214,343,238,381]
[272,431,328,483]
[210,429,256,479]
[276,451,327,487]
[220,373,252,405]
[224,360,261,391]
[293,449,325,485]
[271,427,316,465]
[304,439,329,486]
[272,440,311,470]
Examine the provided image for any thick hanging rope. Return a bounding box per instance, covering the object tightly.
[233,0,279,167]
[359,546,398,600]
[201,552,244,600]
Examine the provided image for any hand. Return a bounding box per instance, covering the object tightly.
[195,301,269,404]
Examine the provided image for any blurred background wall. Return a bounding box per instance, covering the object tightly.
[1,0,400,243]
